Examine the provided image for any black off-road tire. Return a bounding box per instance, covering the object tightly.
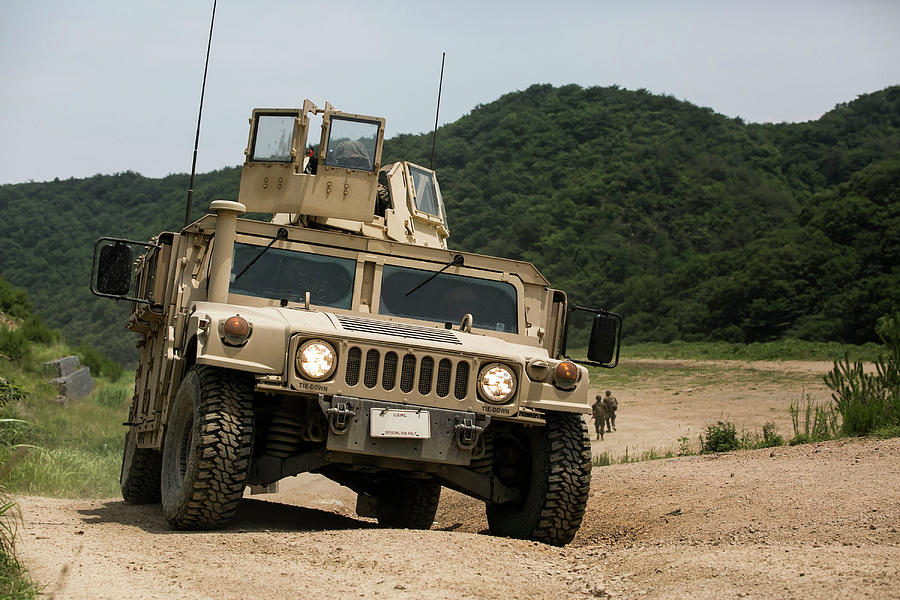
[120,427,162,504]
[374,479,441,530]
[486,412,592,546]
[161,365,254,530]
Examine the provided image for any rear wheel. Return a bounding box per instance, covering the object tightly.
[374,479,441,530]
[485,412,592,546]
[120,426,161,504]
[161,365,254,529]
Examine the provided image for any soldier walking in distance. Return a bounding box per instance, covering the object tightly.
[591,394,609,440]
[602,390,618,432]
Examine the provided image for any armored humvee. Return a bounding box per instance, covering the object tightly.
[91,100,621,546]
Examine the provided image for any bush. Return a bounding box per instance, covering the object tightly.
[0,328,28,362]
[761,422,784,448]
[19,316,58,345]
[825,312,900,436]
[76,345,123,381]
[701,421,740,453]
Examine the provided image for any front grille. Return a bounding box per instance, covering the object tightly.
[345,345,471,402]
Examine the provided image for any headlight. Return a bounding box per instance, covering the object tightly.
[296,339,337,381]
[477,363,517,404]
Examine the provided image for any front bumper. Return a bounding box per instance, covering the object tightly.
[320,395,490,466]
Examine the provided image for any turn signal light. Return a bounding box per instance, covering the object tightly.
[554,361,579,389]
[222,315,251,346]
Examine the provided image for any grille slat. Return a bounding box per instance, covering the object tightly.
[436,359,452,397]
[400,354,416,393]
[364,349,380,388]
[382,352,398,390]
[346,347,362,385]
[454,362,470,400]
[418,357,434,395]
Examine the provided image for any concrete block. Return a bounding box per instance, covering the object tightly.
[43,356,82,378]
[50,367,94,402]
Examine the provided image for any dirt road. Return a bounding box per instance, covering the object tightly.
[14,360,900,599]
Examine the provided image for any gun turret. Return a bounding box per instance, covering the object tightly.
[239,100,449,249]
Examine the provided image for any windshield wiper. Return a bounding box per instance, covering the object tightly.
[405,254,464,296]
[233,227,288,282]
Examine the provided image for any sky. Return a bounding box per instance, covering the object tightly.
[2,0,899,185]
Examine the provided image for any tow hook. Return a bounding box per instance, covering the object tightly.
[454,418,483,451]
[325,402,354,435]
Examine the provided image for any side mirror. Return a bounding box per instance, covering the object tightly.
[588,313,620,366]
[562,304,622,369]
[90,237,158,301]
[96,243,133,295]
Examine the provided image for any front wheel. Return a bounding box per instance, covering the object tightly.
[485,412,592,546]
[160,365,254,530]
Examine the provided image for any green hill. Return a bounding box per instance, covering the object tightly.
[0,84,897,363]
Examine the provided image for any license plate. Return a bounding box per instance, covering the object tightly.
[369,409,431,439]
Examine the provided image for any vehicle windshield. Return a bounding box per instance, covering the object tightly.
[378,264,517,333]
[229,243,355,309]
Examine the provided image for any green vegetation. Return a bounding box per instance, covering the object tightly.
[1,286,125,499]
[700,421,741,453]
[592,446,676,467]
[620,339,884,362]
[0,487,40,600]
[1,85,898,365]
[789,393,840,445]
[825,312,900,436]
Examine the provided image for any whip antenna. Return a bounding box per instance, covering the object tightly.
[184,0,217,226]
[429,52,445,170]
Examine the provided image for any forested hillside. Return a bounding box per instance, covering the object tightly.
[0,84,897,363]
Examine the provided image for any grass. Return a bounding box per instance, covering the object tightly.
[1,342,128,499]
[592,446,676,467]
[618,339,884,362]
[1,335,127,597]
[789,393,839,445]
[592,419,791,468]
[0,491,41,600]
[0,449,41,599]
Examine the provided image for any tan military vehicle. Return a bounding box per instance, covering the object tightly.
[91,100,621,546]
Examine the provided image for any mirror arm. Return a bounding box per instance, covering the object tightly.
[90,237,160,303]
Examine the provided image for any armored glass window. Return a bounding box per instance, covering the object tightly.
[378,265,517,333]
[324,116,379,171]
[250,115,295,162]
[409,165,441,217]
[229,243,355,309]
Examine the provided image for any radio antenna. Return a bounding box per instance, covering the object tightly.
[184,0,218,227]
[429,52,446,170]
